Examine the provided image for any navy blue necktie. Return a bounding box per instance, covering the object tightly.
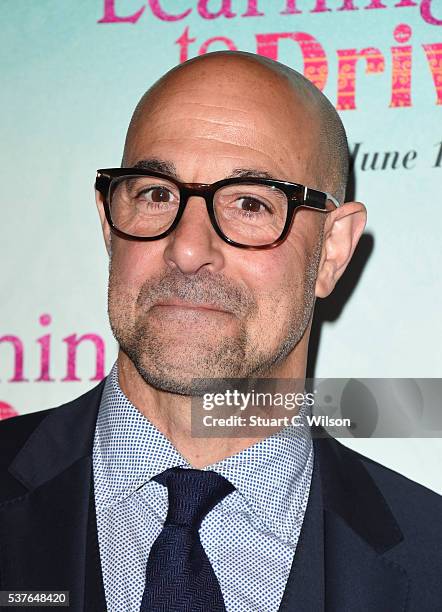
[139,466,235,612]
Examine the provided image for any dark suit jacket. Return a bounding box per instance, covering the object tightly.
[0,378,441,611]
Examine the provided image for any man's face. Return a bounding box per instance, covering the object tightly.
[107,59,325,394]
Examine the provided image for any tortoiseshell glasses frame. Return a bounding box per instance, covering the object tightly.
[95,168,340,250]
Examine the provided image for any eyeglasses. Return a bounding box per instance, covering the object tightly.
[95,168,340,250]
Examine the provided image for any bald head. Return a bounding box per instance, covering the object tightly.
[122,51,349,202]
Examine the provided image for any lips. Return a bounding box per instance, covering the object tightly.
[152,298,230,313]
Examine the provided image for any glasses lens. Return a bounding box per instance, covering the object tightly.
[214,183,288,246]
[109,175,180,237]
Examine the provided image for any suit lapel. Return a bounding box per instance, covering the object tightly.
[278,454,325,611]
[0,380,106,612]
[84,470,107,612]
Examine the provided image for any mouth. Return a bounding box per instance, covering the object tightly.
[152,298,231,314]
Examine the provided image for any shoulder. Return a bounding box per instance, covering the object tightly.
[351,442,442,524]
[340,439,441,506]
[329,438,442,538]
[0,379,107,471]
[0,409,53,471]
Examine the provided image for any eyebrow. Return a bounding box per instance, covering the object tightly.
[228,168,275,180]
[132,158,179,178]
[130,159,276,182]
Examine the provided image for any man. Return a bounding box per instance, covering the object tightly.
[0,51,441,612]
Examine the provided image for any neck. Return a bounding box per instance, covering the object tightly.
[117,339,309,469]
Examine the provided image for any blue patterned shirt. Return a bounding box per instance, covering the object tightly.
[92,360,314,612]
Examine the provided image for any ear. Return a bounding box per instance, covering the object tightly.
[315,201,367,298]
[95,188,112,257]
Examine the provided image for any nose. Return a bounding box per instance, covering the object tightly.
[162,195,225,275]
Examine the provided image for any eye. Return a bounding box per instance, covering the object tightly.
[235,197,272,214]
[140,186,175,203]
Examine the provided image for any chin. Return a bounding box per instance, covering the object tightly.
[136,365,225,397]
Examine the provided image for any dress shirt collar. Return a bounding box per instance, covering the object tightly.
[93,360,313,545]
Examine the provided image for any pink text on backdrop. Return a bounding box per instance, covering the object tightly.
[0,314,105,384]
[99,0,442,26]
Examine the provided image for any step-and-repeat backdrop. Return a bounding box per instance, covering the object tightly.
[2,1,441,492]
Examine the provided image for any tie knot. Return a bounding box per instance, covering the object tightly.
[153,467,235,529]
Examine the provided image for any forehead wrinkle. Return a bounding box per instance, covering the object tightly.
[148,91,296,122]
[144,107,253,129]
[151,98,253,117]
[139,95,254,125]
[138,114,257,136]
[135,118,300,160]
[137,87,299,131]
[136,133,285,163]
[128,135,305,183]
[140,98,313,146]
